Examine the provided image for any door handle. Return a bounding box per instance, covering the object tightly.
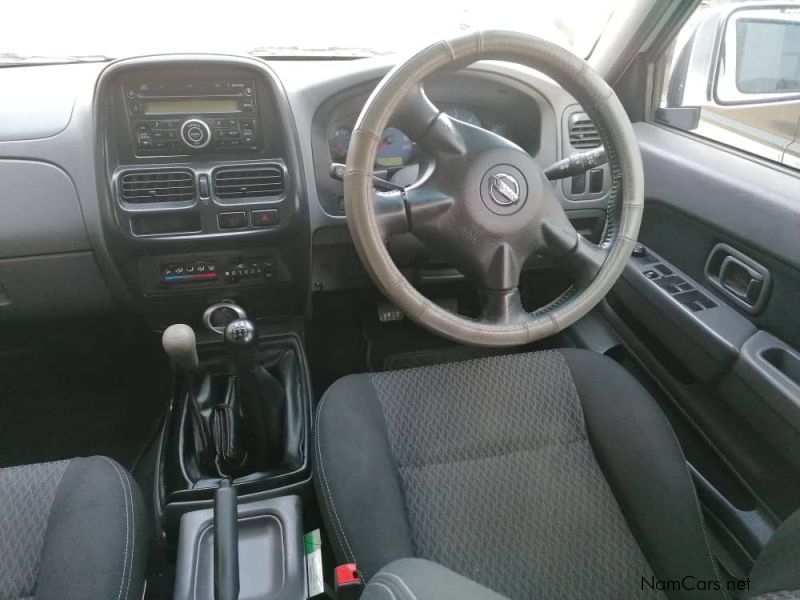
[719,255,763,303]
[705,243,771,313]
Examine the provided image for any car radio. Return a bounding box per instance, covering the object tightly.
[125,79,260,155]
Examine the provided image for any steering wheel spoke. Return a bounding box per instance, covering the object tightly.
[395,84,467,159]
[479,287,528,325]
[374,186,454,238]
[540,217,608,287]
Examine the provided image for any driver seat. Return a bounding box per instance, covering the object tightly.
[314,349,798,599]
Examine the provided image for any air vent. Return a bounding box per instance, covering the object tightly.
[568,113,601,149]
[213,165,285,199]
[119,169,195,203]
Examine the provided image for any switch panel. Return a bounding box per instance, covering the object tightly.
[161,260,218,284]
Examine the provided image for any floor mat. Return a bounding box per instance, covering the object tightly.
[0,317,170,470]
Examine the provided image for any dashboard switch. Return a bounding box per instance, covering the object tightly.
[251,209,279,227]
[589,169,604,193]
[571,173,586,195]
[218,212,247,229]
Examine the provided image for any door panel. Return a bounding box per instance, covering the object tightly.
[604,122,800,575]
[638,202,800,350]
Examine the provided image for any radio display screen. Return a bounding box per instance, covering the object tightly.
[144,99,240,115]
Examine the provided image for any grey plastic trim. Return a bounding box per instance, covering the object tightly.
[736,331,800,434]
[635,122,800,271]
[173,495,306,600]
[0,159,91,258]
[0,63,87,141]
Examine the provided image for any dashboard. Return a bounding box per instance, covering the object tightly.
[0,53,612,328]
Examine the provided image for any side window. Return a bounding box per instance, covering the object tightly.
[658,1,800,168]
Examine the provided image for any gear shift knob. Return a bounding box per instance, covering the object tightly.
[224,319,257,373]
[162,324,199,372]
[223,319,257,349]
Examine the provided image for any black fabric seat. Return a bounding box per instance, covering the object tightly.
[314,349,797,599]
[0,456,146,600]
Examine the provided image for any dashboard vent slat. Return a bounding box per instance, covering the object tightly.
[213,165,285,199]
[568,113,601,149]
[119,169,195,203]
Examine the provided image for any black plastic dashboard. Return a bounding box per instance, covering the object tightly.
[0,53,612,328]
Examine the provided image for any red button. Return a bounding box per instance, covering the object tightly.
[334,563,361,586]
[251,209,279,227]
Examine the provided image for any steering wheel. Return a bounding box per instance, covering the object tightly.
[345,30,644,347]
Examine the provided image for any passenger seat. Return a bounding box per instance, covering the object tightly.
[0,456,146,600]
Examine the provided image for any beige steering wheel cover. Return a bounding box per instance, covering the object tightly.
[344,30,644,347]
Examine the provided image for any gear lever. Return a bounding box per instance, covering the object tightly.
[224,319,258,369]
[223,319,284,469]
[162,324,199,372]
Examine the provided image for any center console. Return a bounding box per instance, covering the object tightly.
[95,56,315,598]
[159,314,314,600]
[95,55,310,330]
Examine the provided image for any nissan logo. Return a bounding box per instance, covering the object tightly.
[488,173,520,206]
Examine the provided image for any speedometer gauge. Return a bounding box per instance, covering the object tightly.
[330,127,352,160]
[376,127,414,167]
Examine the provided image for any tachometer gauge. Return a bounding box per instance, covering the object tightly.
[376,127,414,167]
[445,107,482,127]
[330,127,352,160]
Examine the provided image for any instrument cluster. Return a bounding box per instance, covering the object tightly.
[328,106,513,168]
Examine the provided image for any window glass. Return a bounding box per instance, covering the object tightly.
[659,0,800,168]
[736,20,800,93]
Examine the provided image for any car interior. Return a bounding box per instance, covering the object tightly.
[2,1,800,599]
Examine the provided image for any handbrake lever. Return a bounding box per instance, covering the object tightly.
[214,479,240,600]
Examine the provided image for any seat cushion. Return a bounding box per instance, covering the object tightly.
[314,349,724,599]
[0,456,146,600]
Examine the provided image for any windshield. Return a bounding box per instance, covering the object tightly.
[2,0,626,62]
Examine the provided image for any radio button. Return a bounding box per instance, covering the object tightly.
[180,118,211,149]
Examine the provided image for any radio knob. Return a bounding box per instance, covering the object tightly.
[180,119,211,149]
